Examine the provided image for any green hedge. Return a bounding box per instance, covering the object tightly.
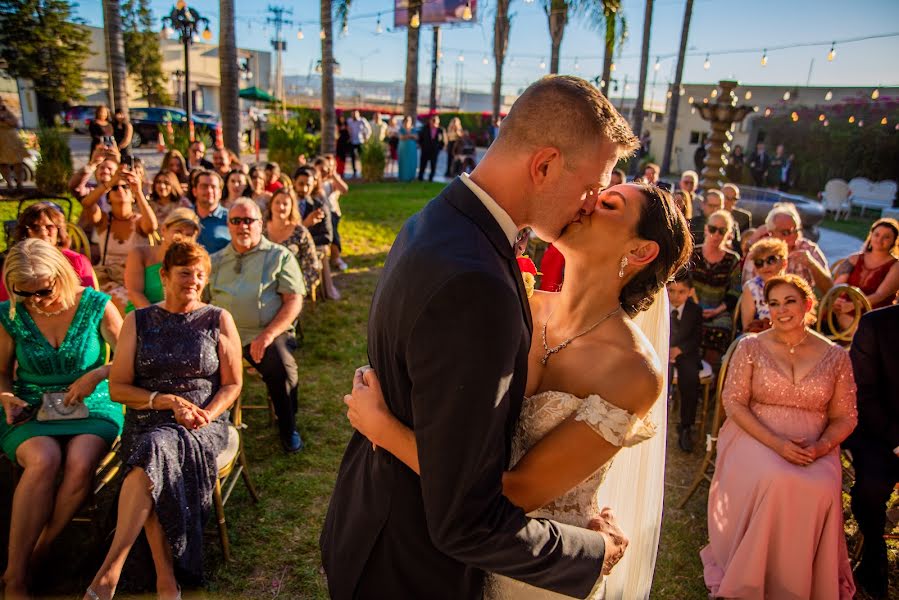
[267,118,322,168]
[35,127,73,195]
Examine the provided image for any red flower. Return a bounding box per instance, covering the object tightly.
[517,255,537,275]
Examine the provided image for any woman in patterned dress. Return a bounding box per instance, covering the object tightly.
[84,241,242,600]
[264,187,322,297]
[738,237,788,333]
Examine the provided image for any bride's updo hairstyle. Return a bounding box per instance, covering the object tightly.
[620,183,693,316]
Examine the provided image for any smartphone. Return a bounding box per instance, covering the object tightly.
[122,155,135,170]
[10,403,37,425]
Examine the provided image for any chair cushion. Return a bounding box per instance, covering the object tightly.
[216,425,240,473]
[699,360,713,380]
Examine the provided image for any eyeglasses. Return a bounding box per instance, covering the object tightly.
[12,285,55,298]
[753,255,784,268]
[776,228,798,237]
[229,217,259,226]
[706,225,728,236]
[27,223,59,234]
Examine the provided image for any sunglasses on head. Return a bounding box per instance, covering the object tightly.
[229,217,259,226]
[13,285,54,298]
[753,255,783,268]
[706,225,728,236]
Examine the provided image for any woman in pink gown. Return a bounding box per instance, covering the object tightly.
[701,274,857,599]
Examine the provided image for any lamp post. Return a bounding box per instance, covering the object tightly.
[693,80,753,193]
[162,1,211,128]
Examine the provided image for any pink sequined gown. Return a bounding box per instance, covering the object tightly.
[700,335,857,599]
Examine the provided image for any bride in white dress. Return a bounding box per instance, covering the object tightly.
[345,182,691,599]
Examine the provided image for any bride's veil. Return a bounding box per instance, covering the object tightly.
[595,288,670,599]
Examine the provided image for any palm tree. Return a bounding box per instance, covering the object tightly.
[219,0,240,152]
[629,0,653,175]
[103,0,129,112]
[598,0,625,98]
[661,0,693,174]
[320,0,336,154]
[403,0,423,118]
[492,0,512,120]
[543,0,569,74]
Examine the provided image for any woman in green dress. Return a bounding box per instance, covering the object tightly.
[123,207,201,313]
[0,239,123,598]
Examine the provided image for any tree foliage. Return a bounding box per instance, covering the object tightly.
[122,0,171,106]
[0,0,92,103]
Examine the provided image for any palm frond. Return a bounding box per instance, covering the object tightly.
[333,0,353,31]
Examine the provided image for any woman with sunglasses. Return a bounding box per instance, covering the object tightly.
[81,164,158,314]
[148,170,191,221]
[0,203,97,301]
[0,239,123,599]
[690,209,741,366]
[738,238,788,333]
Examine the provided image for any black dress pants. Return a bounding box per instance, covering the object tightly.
[418,151,438,181]
[243,332,299,441]
[671,353,701,427]
[850,445,899,585]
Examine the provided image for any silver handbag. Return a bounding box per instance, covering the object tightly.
[37,391,89,421]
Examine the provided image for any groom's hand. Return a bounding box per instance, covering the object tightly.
[588,508,628,576]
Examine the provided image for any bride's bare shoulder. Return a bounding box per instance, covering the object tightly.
[527,289,556,323]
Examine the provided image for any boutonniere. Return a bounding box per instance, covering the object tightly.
[517,255,539,298]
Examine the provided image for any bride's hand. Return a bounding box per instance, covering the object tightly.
[589,508,629,576]
[345,367,393,449]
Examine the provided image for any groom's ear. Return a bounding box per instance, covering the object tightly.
[529,147,562,186]
[627,239,660,268]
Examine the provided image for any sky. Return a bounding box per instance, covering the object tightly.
[76,0,899,100]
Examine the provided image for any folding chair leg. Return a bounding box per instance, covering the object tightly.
[697,381,712,436]
[677,448,715,509]
[267,395,276,426]
[238,447,260,503]
[213,479,231,561]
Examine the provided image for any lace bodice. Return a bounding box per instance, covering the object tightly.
[511,391,656,527]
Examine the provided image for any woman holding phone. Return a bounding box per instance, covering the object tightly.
[88,105,115,158]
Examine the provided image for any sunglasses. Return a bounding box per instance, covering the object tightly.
[27,223,59,233]
[109,184,128,192]
[706,225,728,236]
[229,217,259,226]
[13,286,55,298]
[753,255,784,268]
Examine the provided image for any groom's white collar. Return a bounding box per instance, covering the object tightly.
[460,173,518,247]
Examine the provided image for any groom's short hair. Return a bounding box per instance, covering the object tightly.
[495,75,639,160]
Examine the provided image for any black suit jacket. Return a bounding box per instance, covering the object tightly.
[671,300,702,358]
[320,179,605,599]
[749,151,770,174]
[418,125,446,155]
[846,305,899,454]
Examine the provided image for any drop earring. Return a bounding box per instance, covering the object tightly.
[618,256,628,278]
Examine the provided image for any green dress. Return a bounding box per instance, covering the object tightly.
[0,287,123,462]
[124,262,164,313]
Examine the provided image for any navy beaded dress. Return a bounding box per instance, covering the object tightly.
[123,304,229,583]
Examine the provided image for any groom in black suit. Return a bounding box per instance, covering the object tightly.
[847,305,899,599]
[320,76,639,599]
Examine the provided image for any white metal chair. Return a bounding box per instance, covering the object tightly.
[821,179,851,220]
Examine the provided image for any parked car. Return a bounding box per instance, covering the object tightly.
[64,105,99,134]
[128,107,219,148]
[736,185,826,242]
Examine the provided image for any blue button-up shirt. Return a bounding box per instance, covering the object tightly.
[197,204,231,254]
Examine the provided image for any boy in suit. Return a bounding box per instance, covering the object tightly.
[668,272,703,452]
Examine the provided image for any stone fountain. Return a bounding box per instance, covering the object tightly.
[693,80,754,193]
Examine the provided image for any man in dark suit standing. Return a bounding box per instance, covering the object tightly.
[321,76,638,600]
[667,273,703,452]
[418,114,445,181]
[748,142,770,187]
[847,305,899,599]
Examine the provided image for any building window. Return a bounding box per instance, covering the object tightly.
[689,131,708,145]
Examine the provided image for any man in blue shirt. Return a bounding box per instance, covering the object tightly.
[193,170,231,254]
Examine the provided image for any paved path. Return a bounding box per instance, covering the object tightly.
[818,227,863,263]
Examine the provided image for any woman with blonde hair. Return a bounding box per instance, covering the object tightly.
[264,187,322,296]
[0,239,122,598]
[160,150,189,185]
[444,117,463,177]
[738,237,788,333]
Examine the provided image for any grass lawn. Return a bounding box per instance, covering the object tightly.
[822,213,878,241]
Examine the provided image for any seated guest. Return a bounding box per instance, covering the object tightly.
[211,146,232,178]
[701,274,857,599]
[846,305,899,599]
[691,209,741,366]
[673,189,693,220]
[248,166,273,212]
[160,149,189,185]
[0,239,123,598]
[264,162,284,193]
[667,271,703,452]
[186,140,213,171]
[832,218,899,330]
[227,149,246,174]
[743,203,832,292]
[721,183,752,232]
[223,169,252,209]
[208,199,307,453]
[82,165,158,314]
[295,167,338,300]
[69,145,120,202]
[738,238,788,333]
[609,168,626,187]
[148,170,191,221]
[680,169,701,220]
[739,227,757,257]
[124,208,201,312]
[85,240,242,598]
[690,189,724,246]
[0,202,96,300]
[264,188,322,297]
[642,162,660,185]
[193,170,231,254]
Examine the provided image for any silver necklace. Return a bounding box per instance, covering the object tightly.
[541,306,621,365]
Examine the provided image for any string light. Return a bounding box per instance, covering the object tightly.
[791,111,799,122]
[858,120,864,127]
[176,0,185,9]
[764,107,772,117]
[823,120,829,127]
[824,90,833,101]
[691,107,696,114]
[482,55,488,65]
[341,23,348,36]
[744,91,752,100]
[320,28,326,40]
[818,114,825,121]
[654,57,660,71]
[201,27,212,41]
[710,89,718,98]
[376,15,383,34]
[687,96,694,104]
[462,0,473,21]
[410,10,420,28]
[872,88,880,100]
[599,79,606,88]
[296,27,303,40]
[848,115,855,123]
[783,91,791,101]
[666,90,672,99]
[610,62,616,72]
[703,54,711,70]
[827,42,836,61]
[574,57,580,71]
[881,117,888,125]
[457,52,465,62]
[760,50,767,67]
[540,58,546,70]
[679,86,685,96]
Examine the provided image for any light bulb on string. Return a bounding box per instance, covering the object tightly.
[872,88,880,100]
[176,0,186,9]
[679,86,685,96]
[654,57,660,71]
[540,58,546,70]
[858,120,864,127]
[457,52,465,62]
[296,27,304,40]
[760,50,767,67]
[764,107,772,117]
[703,54,710,70]
[824,90,833,101]
[691,107,696,114]
[610,62,616,72]
[823,120,829,127]
[410,10,420,28]
[827,43,836,62]
[320,28,326,40]
[710,88,718,98]
[791,112,799,122]
[341,23,348,36]
[574,57,580,71]
[881,117,888,125]
[599,79,606,88]
[687,96,694,104]
[818,114,825,121]
[783,91,791,101]
[745,91,752,100]
[462,0,473,21]
[201,27,212,41]
[848,115,855,124]
[666,90,671,99]
[376,15,383,34]
[482,55,488,65]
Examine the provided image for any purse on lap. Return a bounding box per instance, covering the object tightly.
[37,391,89,421]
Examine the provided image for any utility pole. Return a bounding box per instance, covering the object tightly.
[267,5,295,114]
[429,26,441,112]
